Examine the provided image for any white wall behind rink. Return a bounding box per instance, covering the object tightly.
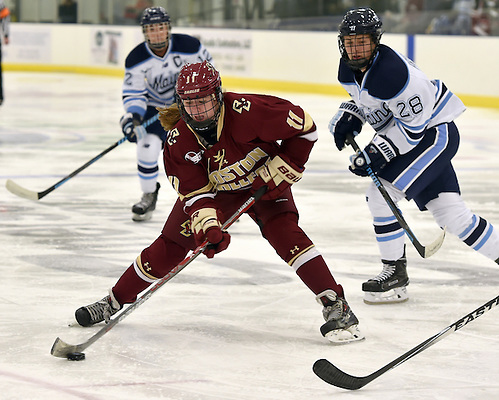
[4,23,499,108]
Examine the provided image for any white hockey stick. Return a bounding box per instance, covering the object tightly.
[313,294,499,390]
[50,186,267,358]
[6,114,159,200]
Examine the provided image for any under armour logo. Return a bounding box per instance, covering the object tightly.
[290,246,300,255]
[144,262,152,272]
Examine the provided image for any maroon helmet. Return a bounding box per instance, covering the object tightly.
[175,61,223,133]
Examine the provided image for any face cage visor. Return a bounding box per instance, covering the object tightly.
[143,22,170,50]
[176,90,223,133]
[338,33,380,71]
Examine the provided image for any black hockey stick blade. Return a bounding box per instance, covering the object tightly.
[313,294,499,390]
[313,359,368,390]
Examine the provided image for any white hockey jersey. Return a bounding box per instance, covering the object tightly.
[122,33,212,118]
[338,44,466,155]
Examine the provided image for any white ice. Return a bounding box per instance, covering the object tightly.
[1,72,499,400]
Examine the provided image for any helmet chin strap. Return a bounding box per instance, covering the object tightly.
[148,40,168,51]
[347,53,375,71]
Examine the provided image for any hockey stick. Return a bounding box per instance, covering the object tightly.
[313,293,499,390]
[50,185,267,358]
[346,134,445,258]
[5,114,159,200]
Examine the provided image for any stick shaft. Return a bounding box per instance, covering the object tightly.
[37,137,126,199]
[346,134,444,258]
[6,114,159,200]
[313,294,499,390]
[51,186,267,357]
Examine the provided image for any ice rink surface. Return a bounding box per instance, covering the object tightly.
[1,72,499,400]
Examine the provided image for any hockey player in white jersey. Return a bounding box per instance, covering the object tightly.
[329,8,499,304]
[120,6,213,221]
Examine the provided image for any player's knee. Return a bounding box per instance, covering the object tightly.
[137,236,188,280]
[261,212,298,237]
[426,193,473,235]
[261,212,314,264]
[366,187,388,216]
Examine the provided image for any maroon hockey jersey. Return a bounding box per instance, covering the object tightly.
[163,92,317,203]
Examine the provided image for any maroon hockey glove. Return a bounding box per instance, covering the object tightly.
[252,155,304,200]
[190,208,231,258]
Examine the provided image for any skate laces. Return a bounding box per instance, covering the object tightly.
[137,192,156,207]
[372,264,396,282]
[86,297,117,323]
[324,300,345,321]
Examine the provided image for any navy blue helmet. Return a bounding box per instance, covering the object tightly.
[140,7,171,26]
[338,8,383,71]
[141,7,171,50]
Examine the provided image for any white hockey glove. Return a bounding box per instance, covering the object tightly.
[120,112,146,143]
[329,101,366,150]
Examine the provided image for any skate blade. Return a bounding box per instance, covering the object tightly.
[324,325,365,345]
[132,211,153,222]
[364,287,409,305]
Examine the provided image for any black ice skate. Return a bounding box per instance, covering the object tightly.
[132,182,160,222]
[362,252,409,305]
[316,289,364,344]
[75,291,122,327]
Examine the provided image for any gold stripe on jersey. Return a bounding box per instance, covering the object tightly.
[135,255,159,280]
[303,110,314,132]
[288,244,315,266]
[286,110,314,132]
[172,181,214,202]
[287,110,303,130]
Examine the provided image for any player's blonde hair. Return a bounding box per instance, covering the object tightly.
[157,103,181,131]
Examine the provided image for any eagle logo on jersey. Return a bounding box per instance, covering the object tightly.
[213,149,228,169]
[185,150,204,164]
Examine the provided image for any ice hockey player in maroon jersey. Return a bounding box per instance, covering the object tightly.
[75,61,364,344]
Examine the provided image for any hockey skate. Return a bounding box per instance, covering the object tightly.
[75,291,122,327]
[132,182,160,222]
[362,253,409,305]
[316,289,364,345]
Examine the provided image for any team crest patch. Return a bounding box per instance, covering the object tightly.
[185,150,204,164]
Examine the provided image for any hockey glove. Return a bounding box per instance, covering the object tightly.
[251,155,304,201]
[329,101,365,151]
[190,207,231,259]
[120,112,146,143]
[349,138,397,177]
